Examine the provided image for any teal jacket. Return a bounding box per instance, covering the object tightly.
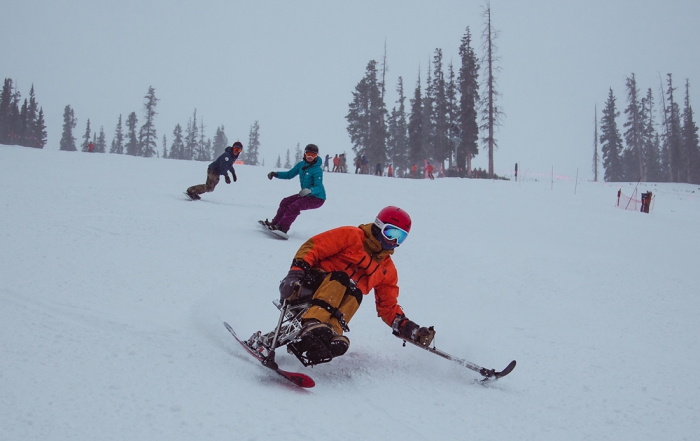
[276,157,326,200]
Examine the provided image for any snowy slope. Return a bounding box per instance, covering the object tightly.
[1,145,698,441]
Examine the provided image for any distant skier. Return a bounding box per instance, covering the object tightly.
[426,162,435,180]
[265,206,435,365]
[186,141,242,200]
[264,144,325,234]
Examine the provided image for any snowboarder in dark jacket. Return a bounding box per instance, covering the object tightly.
[186,141,242,200]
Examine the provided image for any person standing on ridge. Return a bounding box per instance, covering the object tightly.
[426,162,435,180]
[186,141,242,200]
[264,144,325,235]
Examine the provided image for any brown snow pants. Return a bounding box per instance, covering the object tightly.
[302,272,363,335]
[187,168,220,196]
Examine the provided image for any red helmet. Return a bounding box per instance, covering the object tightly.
[375,206,411,246]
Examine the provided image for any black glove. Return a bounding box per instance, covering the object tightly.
[279,270,304,301]
[414,326,436,346]
[232,170,237,182]
[224,175,231,184]
[267,171,277,180]
[395,317,435,346]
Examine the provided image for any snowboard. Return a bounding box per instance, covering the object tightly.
[258,220,289,240]
[184,191,200,201]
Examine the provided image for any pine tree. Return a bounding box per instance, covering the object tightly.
[161,134,167,158]
[184,109,198,160]
[95,126,107,153]
[658,75,672,181]
[387,76,409,174]
[59,105,77,151]
[600,88,624,182]
[458,26,480,175]
[35,108,47,148]
[212,125,228,158]
[480,2,504,178]
[0,79,22,145]
[622,73,645,181]
[25,85,39,148]
[446,62,458,170]
[431,48,451,166]
[665,74,684,182]
[81,119,92,152]
[170,124,185,160]
[19,99,29,146]
[641,89,663,182]
[682,79,700,184]
[22,84,39,147]
[275,155,282,168]
[408,69,424,168]
[125,112,139,156]
[138,86,159,158]
[110,115,124,154]
[247,120,261,165]
[284,149,292,168]
[0,78,12,144]
[421,60,434,162]
[294,143,302,163]
[195,117,209,161]
[8,86,21,145]
[347,64,371,161]
[346,60,388,166]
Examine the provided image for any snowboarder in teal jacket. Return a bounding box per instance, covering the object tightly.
[265,144,326,234]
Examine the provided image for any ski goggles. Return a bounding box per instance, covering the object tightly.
[305,151,318,159]
[374,218,409,246]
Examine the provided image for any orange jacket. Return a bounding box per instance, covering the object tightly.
[293,223,405,326]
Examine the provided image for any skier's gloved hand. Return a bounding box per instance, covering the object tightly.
[414,326,436,346]
[268,172,277,180]
[299,188,311,197]
[225,175,231,184]
[279,270,304,301]
[393,316,435,346]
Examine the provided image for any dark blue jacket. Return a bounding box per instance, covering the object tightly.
[276,157,326,200]
[208,147,239,178]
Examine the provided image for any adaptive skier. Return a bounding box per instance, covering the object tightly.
[265,206,435,365]
[186,141,242,200]
[263,144,325,235]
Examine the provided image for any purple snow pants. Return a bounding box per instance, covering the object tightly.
[271,194,325,231]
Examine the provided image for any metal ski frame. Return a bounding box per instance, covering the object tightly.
[246,298,312,369]
[395,332,516,381]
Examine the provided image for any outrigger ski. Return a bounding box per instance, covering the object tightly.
[224,322,315,388]
[395,331,516,383]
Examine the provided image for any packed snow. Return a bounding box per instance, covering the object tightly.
[1,145,698,440]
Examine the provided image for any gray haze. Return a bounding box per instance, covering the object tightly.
[2,0,699,178]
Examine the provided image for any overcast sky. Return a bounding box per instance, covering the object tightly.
[3,0,699,178]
